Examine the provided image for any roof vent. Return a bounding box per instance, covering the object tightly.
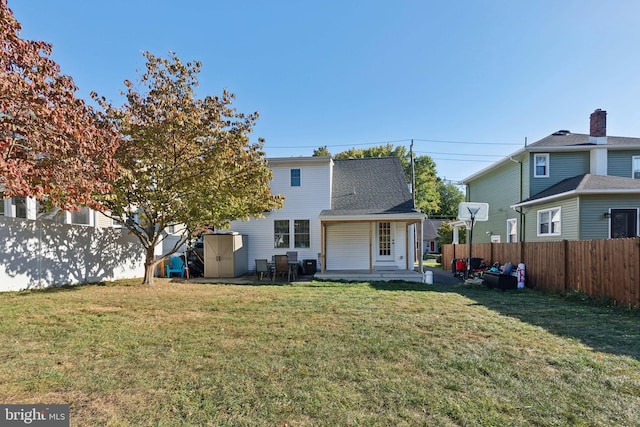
[552,130,570,136]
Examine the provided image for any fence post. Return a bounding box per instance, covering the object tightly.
[563,239,568,292]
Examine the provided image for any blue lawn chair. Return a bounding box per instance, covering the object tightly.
[166,256,185,278]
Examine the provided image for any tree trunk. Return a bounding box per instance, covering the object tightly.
[142,246,156,285]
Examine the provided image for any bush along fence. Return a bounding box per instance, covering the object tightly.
[442,238,640,308]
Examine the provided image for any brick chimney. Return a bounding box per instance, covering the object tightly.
[590,109,607,137]
[589,109,608,174]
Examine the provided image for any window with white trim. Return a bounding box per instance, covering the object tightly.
[290,169,301,187]
[507,218,517,243]
[534,153,549,177]
[13,196,27,218]
[633,156,640,179]
[36,200,66,223]
[294,219,310,248]
[537,207,561,236]
[274,220,290,248]
[72,207,90,225]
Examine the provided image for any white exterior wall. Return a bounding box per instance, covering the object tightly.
[326,222,416,270]
[326,223,370,269]
[0,217,145,292]
[228,158,332,269]
[590,147,608,175]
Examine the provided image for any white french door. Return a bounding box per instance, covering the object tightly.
[376,222,394,262]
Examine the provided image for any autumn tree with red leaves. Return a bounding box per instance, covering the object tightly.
[0,0,118,211]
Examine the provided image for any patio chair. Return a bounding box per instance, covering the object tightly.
[166,256,185,278]
[286,251,298,279]
[254,259,270,281]
[273,254,291,282]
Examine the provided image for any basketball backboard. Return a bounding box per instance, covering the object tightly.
[458,202,489,222]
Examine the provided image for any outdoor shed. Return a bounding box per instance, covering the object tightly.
[203,232,248,278]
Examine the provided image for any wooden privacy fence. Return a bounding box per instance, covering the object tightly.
[442,238,640,307]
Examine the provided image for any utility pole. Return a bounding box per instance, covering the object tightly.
[410,139,418,266]
[410,139,416,207]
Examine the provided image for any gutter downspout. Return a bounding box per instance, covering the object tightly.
[509,153,524,243]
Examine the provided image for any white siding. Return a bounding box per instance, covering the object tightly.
[326,223,370,270]
[95,211,113,228]
[0,217,145,291]
[325,222,415,270]
[228,158,332,268]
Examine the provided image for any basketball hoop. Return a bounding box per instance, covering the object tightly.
[458,202,489,265]
[458,202,489,222]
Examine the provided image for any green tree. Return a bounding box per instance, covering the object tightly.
[334,144,408,167]
[436,221,466,246]
[435,180,465,217]
[313,146,331,156]
[93,51,283,284]
[413,155,440,215]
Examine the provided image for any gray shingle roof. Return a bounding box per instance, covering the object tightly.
[320,157,417,216]
[423,219,443,240]
[520,173,640,204]
[529,133,640,148]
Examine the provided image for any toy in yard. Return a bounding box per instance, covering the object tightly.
[452,258,467,279]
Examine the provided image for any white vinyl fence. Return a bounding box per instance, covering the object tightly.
[0,217,145,292]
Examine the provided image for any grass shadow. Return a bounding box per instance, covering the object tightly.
[441,283,640,362]
[368,280,436,292]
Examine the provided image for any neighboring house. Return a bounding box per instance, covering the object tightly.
[0,197,145,291]
[228,156,425,281]
[422,219,444,254]
[461,109,640,243]
[1,195,116,228]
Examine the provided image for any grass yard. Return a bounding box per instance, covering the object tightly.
[1,279,639,426]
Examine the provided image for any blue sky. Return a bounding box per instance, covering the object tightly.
[9,0,640,183]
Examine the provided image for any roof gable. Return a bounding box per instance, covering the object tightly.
[323,157,417,216]
[464,132,640,184]
[528,133,640,148]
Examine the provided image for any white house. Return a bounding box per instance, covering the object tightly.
[0,196,145,291]
[228,156,425,282]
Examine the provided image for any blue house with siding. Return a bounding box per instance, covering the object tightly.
[461,109,640,243]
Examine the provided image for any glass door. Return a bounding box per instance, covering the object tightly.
[377,222,393,261]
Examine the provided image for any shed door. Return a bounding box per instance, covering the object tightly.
[610,209,638,238]
[204,235,234,277]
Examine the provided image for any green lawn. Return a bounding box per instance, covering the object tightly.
[1,279,639,426]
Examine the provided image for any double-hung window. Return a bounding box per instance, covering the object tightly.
[294,220,310,248]
[534,153,549,177]
[274,220,290,248]
[13,196,27,218]
[290,168,301,187]
[72,207,90,225]
[538,207,561,236]
[633,156,640,179]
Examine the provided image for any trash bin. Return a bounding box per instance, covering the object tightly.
[425,270,433,284]
[303,259,317,275]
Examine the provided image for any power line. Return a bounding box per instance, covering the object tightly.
[430,157,496,163]
[267,137,522,149]
[267,139,411,149]
[413,138,521,146]
[414,150,503,158]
